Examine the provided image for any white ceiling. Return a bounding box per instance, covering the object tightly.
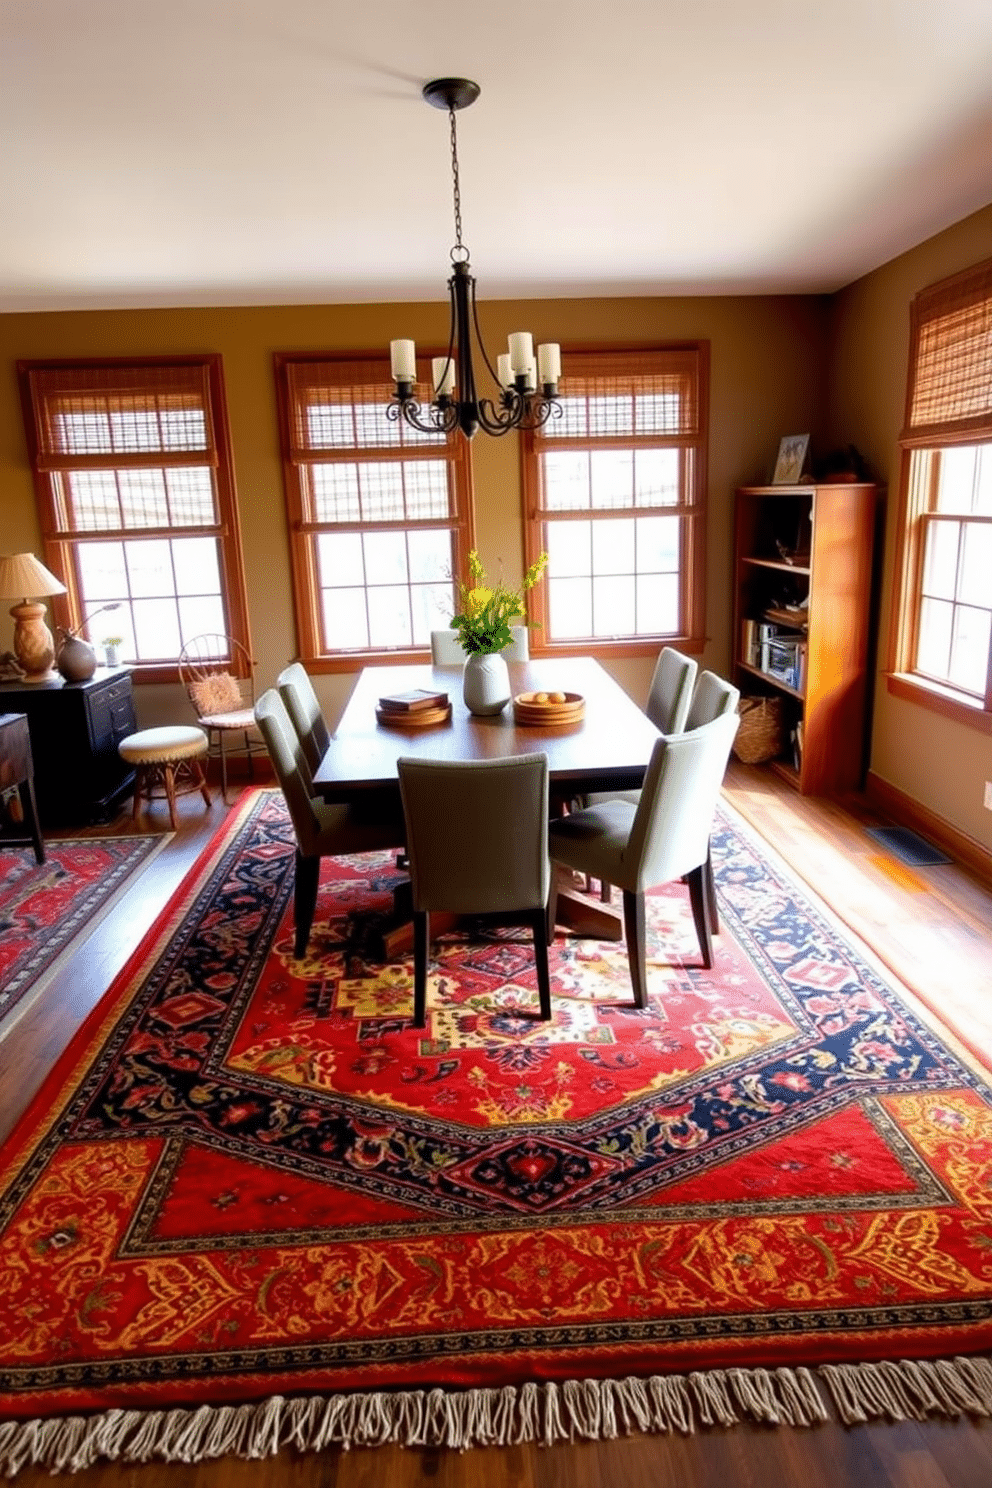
[3,0,992,313]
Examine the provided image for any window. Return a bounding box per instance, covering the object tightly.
[521,345,708,655]
[889,258,992,727]
[275,354,474,671]
[18,356,250,682]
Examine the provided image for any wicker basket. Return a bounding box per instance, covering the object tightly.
[733,695,787,764]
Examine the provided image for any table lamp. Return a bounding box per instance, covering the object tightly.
[0,552,68,682]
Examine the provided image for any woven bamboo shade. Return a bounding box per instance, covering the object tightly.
[902,257,992,447]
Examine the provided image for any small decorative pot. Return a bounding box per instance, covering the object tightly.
[462,650,511,716]
[103,642,121,667]
[56,634,97,682]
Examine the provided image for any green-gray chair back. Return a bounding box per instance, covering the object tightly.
[646,646,698,734]
[548,711,739,1007]
[397,752,552,1026]
[276,661,330,787]
[685,669,740,731]
[254,688,404,957]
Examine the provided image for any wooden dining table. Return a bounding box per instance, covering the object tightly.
[312,656,661,946]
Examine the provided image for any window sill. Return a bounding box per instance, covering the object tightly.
[885,672,992,734]
[532,636,706,661]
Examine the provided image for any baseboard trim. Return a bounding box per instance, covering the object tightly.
[865,772,992,887]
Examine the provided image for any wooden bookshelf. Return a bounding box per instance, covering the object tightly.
[732,482,880,795]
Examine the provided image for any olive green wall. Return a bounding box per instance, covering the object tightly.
[0,294,828,728]
[827,201,992,855]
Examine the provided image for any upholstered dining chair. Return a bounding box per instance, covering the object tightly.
[397,753,553,1028]
[179,634,267,803]
[548,712,740,1008]
[276,661,330,787]
[503,625,530,661]
[685,669,741,734]
[683,670,741,932]
[430,628,464,665]
[254,689,406,958]
[585,646,697,810]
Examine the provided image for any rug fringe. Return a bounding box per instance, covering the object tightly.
[1,1358,990,1475]
[819,1355,992,1424]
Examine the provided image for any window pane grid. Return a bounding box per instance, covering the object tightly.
[75,536,225,664]
[59,465,217,532]
[315,528,456,651]
[544,515,681,641]
[917,512,992,698]
[306,459,452,526]
[540,375,698,442]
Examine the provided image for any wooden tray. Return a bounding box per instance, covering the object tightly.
[512,691,585,726]
[376,703,452,729]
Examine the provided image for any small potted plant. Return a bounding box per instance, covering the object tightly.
[101,635,124,667]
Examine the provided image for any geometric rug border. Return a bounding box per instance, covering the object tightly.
[0,831,173,1043]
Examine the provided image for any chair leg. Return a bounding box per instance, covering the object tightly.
[163,763,178,831]
[193,756,212,810]
[245,729,255,781]
[600,880,613,904]
[219,732,229,804]
[132,766,143,820]
[704,843,719,933]
[621,889,648,1008]
[294,849,319,958]
[686,864,714,969]
[546,878,558,944]
[413,909,429,1028]
[529,907,553,1021]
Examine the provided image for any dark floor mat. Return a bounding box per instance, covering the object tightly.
[865,825,952,867]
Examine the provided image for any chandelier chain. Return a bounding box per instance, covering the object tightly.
[448,106,466,262]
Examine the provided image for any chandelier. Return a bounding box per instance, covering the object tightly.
[388,78,562,440]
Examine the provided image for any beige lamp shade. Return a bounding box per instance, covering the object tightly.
[0,552,67,683]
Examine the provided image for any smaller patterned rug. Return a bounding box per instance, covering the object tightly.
[0,835,170,1035]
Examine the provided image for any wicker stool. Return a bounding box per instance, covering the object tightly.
[118,726,212,831]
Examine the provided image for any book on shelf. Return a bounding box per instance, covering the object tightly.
[377,687,450,713]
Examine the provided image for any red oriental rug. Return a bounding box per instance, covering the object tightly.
[0,834,169,1036]
[1,789,991,1474]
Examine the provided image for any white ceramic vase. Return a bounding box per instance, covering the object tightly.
[462,650,511,716]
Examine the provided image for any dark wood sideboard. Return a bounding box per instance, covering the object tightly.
[0,669,137,826]
[0,712,45,860]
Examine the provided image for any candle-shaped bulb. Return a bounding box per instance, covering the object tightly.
[508,332,533,376]
[432,357,456,396]
[537,343,561,385]
[497,353,513,390]
[390,339,417,383]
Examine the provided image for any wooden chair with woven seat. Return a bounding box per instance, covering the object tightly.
[179,634,267,803]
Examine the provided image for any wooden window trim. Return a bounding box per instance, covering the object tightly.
[274,351,475,674]
[17,354,251,685]
[521,342,708,659]
[887,258,992,728]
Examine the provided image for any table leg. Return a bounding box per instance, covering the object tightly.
[552,866,624,939]
[18,777,45,864]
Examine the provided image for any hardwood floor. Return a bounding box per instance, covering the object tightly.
[3,766,991,1487]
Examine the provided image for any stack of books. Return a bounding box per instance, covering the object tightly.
[377,688,449,715]
[375,687,452,729]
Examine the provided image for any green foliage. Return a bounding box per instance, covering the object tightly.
[450,550,549,655]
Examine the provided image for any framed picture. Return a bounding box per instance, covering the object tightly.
[771,433,810,485]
